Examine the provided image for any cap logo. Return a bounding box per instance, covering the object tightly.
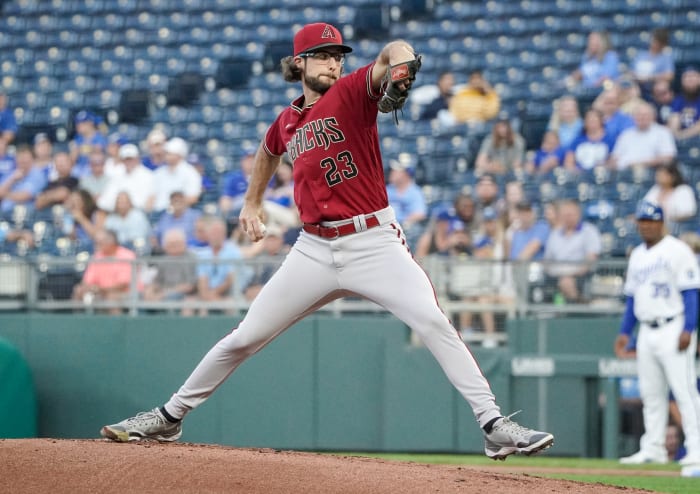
[321,25,336,39]
[391,65,409,80]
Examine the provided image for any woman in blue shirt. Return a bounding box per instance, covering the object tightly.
[571,31,620,88]
[564,109,616,171]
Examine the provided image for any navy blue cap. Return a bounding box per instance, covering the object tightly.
[635,201,664,221]
[75,110,92,124]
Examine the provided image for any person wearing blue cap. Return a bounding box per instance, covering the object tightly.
[69,110,107,177]
[615,200,700,476]
[455,205,511,348]
[219,146,257,218]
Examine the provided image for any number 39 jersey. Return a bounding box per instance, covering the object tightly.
[263,63,388,224]
[624,235,700,321]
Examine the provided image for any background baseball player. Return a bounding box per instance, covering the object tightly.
[615,201,700,475]
[100,22,553,460]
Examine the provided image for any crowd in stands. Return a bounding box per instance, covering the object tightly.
[0,2,699,335]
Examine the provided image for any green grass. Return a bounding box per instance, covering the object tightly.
[332,453,699,494]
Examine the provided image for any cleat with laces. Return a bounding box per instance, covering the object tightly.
[484,411,554,460]
[100,408,182,442]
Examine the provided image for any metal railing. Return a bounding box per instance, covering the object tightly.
[0,253,628,321]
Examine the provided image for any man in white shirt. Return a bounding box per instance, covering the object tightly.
[610,102,677,170]
[150,137,202,212]
[98,143,155,212]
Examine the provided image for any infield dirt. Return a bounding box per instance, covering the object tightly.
[1,438,657,493]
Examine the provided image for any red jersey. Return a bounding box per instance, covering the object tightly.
[263,63,388,223]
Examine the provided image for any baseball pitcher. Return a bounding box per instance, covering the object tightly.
[101,22,553,460]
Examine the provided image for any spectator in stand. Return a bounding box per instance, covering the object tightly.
[34,151,79,210]
[419,71,455,121]
[543,199,602,303]
[0,145,47,216]
[187,153,215,198]
[609,102,677,170]
[150,137,202,212]
[0,89,18,145]
[666,423,687,463]
[32,133,54,180]
[219,147,256,218]
[104,191,151,252]
[143,228,197,305]
[104,133,129,177]
[564,108,616,171]
[63,188,104,252]
[414,193,476,259]
[618,77,646,116]
[547,95,583,150]
[631,28,675,98]
[668,66,700,141]
[79,147,110,201]
[474,116,526,176]
[141,128,168,171]
[455,206,512,347]
[151,191,202,252]
[506,200,550,261]
[642,161,697,223]
[569,31,620,89]
[525,130,566,176]
[244,223,289,302]
[263,154,300,228]
[651,79,675,126]
[447,69,500,127]
[190,214,212,251]
[593,86,635,142]
[187,217,244,317]
[386,159,427,241]
[474,173,506,220]
[0,137,15,183]
[98,143,154,213]
[503,179,526,227]
[72,229,136,314]
[69,110,107,177]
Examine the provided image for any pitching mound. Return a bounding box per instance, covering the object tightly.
[1,439,653,493]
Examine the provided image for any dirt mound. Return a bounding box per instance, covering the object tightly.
[1,439,652,493]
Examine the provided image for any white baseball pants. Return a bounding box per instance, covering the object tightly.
[637,318,700,460]
[165,209,502,428]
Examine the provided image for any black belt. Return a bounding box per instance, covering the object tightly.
[644,316,676,329]
[303,215,381,239]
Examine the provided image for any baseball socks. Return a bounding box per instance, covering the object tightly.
[159,406,181,423]
[482,416,502,434]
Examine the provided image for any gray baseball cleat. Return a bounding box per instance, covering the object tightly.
[100,408,182,442]
[484,412,554,461]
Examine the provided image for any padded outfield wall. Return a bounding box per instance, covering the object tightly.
[0,313,625,456]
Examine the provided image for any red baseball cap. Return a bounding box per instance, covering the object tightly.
[293,23,353,56]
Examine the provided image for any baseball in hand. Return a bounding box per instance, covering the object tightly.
[259,223,266,236]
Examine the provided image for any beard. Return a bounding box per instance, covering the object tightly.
[303,73,336,94]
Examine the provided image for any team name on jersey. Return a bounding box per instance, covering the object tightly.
[632,257,670,285]
[286,117,346,161]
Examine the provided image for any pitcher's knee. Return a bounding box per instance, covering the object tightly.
[217,329,266,358]
[410,312,454,340]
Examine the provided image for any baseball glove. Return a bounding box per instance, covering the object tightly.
[378,55,422,124]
